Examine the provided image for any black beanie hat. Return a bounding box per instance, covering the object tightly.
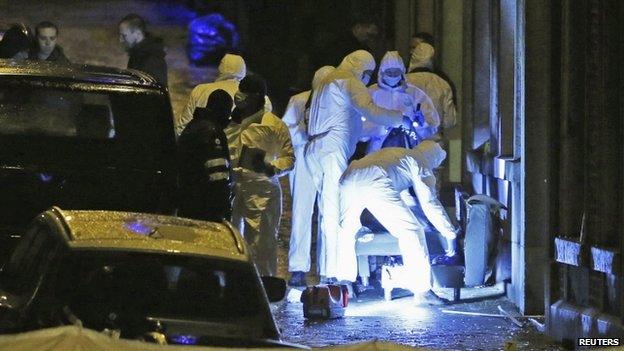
[206,89,233,127]
[207,89,233,114]
[238,73,267,97]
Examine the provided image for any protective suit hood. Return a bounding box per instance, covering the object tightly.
[408,43,435,72]
[337,50,376,81]
[377,51,406,90]
[312,66,335,90]
[414,140,446,170]
[216,54,247,82]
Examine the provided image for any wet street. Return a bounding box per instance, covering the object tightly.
[273,180,561,350]
[272,294,561,350]
[1,2,566,350]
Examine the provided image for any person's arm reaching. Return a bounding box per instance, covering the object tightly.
[409,158,457,242]
[346,78,405,128]
[418,92,441,130]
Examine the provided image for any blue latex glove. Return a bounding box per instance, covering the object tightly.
[413,109,426,127]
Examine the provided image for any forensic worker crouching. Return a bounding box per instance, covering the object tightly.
[336,141,459,301]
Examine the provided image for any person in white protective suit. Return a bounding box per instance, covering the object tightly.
[362,51,440,154]
[305,49,413,281]
[177,53,273,135]
[337,141,459,300]
[406,43,457,133]
[283,66,335,286]
[227,74,294,277]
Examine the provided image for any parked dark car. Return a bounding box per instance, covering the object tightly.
[0,59,178,258]
[0,207,298,348]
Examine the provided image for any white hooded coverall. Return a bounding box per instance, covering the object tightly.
[363,51,440,153]
[283,66,335,274]
[337,141,457,293]
[228,110,294,276]
[406,43,457,131]
[305,50,404,278]
[177,54,273,135]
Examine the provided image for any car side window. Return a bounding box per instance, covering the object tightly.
[0,85,115,140]
[1,224,58,297]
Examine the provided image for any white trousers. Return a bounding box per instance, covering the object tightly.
[232,177,281,277]
[337,167,431,293]
[305,146,348,279]
[288,146,325,273]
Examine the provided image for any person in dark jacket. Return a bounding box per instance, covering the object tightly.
[177,89,233,222]
[314,16,378,69]
[118,14,168,86]
[29,21,69,63]
[0,23,33,60]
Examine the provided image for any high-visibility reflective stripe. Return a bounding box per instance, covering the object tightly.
[208,172,229,181]
[204,158,228,168]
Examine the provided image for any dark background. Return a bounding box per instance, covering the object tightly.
[204,0,396,114]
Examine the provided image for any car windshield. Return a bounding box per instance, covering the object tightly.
[56,252,267,329]
[0,80,175,170]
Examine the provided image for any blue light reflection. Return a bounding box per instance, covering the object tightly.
[123,221,153,236]
[187,13,240,65]
[170,334,198,345]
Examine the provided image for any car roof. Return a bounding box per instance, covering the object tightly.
[0,59,163,89]
[47,208,250,262]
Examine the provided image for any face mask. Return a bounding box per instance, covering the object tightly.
[234,91,249,109]
[383,75,402,87]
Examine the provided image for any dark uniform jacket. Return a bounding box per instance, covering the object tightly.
[29,45,70,63]
[127,34,168,87]
[177,113,232,222]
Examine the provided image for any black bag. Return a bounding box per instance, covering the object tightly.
[381,127,412,149]
[380,104,423,149]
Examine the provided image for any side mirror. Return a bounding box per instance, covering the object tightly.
[261,276,286,302]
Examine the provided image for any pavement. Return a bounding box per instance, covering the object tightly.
[1,2,565,350]
[273,291,562,350]
[275,177,561,350]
